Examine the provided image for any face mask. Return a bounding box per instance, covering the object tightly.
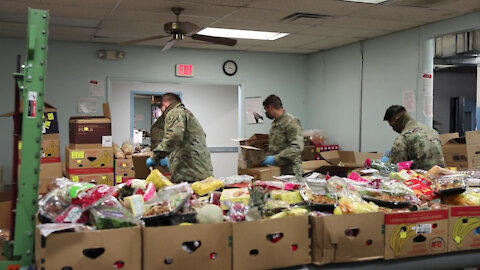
[391,111,412,133]
[265,111,274,120]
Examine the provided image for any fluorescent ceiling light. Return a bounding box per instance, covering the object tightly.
[342,0,387,3]
[197,27,289,40]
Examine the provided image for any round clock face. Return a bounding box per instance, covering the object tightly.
[223,60,237,76]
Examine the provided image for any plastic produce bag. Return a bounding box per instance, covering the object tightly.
[89,196,139,230]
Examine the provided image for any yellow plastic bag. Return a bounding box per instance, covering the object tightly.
[191,177,224,196]
[146,169,173,190]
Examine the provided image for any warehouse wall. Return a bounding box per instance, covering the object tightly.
[306,12,480,153]
[0,39,308,185]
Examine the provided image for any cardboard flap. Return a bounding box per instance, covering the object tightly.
[439,133,459,145]
[320,151,341,165]
[102,103,111,119]
[466,131,480,145]
[240,145,262,151]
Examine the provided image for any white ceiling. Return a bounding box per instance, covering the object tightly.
[0,0,479,54]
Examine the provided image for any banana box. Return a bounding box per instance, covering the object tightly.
[19,134,61,163]
[115,158,135,178]
[65,146,114,175]
[448,206,480,252]
[384,209,448,260]
[310,212,384,265]
[67,173,114,186]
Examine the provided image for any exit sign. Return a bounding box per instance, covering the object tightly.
[175,64,194,77]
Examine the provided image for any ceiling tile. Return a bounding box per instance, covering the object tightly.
[350,5,459,23]
[209,19,311,33]
[117,0,238,18]
[0,1,109,20]
[264,34,324,48]
[247,46,317,54]
[97,21,165,38]
[50,25,96,36]
[170,0,252,8]
[300,25,389,38]
[248,0,372,16]
[49,34,91,42]
[323,16,420,31]
[4,0,117,9]
[385,0,480,13]
[103,10,217,27]
[225,8,292,22]
[299,36,360,50]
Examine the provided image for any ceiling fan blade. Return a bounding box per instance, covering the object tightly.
[179,21,200,35]
[117,35,170,46]
[191,34,237,46]
[161,39,178,52]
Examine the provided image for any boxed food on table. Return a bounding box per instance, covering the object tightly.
[448,205,480,252]
[311,212,385,265]
[232,216,310,270]
[384,209,448,260]
[143,222,232,270]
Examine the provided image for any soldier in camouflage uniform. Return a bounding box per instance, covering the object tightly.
[261,95,304,178]
[150,113,164,151]
[151,93,213,183]
[384,105,445,170]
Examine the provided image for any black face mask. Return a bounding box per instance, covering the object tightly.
[265,111,274,120]
[391,111,412,133]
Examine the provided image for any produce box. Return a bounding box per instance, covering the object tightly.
[0,102,59,135]
[114,175,134,185]
[0,192,11,261]
[442,131,480,169]
[115,158,135,178]
[19,162,63,194]
[384,209,448,260]
[143,222,232,270]
[234,134,269,169]
[35,226,141,270]
[448,205,480,252]
[220,188,250,210]
[302,145,316,161]
[69,104,112,148]
[315,151,382,177]
[232,215,310,270]
[65,146,114,173]
[310,212,384,265]
[238,166,280,181]
[67,173,114,186]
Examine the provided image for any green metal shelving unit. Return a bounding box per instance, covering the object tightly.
[0,8,49,270]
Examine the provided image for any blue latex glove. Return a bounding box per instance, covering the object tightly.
[380,150,391,163]
[261,156,275,166]
[146,157,157,167]
[160,157,169,168]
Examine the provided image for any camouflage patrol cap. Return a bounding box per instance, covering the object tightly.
[384,105,406,121]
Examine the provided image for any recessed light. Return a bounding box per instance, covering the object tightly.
[197,27,290,40]
[341,0,387,4]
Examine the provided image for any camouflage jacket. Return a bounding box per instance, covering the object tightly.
[150,114,165,151]
[153,101,213,182]
[268,111,304,177]
[389,120,445,170]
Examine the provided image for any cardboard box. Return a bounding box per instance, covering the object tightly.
[143,222,232,270]
[313,151,382,177]
[0,192,11,261]
[36,226,141,270]
[114,175,134,185]
[311,212,384,265]
[65,146,114,174]
[302,160,330,174]
[232,216,310,270]
[236,133,269,148]
[238,166,281,181]
[67,173,114,186]
[442,132,480,169]
[302,145,316,161]
[115,158,135,178]
[131,154,170,179]
[238,146,266,169]
[384,209,448,260]
[19,134,61,162]
[1,102,59,135]
[448,206,480,252]
[304,136,312,146]
[69,104,112,147]
[39,162,63,194]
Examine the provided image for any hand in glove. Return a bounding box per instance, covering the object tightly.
[146,157,157,167]
[261,156,275,166]
[160,157,169,168]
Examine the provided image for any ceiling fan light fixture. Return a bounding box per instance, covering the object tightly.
[197,27,289,41]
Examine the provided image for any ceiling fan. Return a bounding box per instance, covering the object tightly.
[118,7,237,51]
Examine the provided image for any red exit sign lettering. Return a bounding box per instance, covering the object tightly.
[175,64,194,77]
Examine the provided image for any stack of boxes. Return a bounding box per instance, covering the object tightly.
[236,134,281,180]
[441,131,480,169]
[3,103,63,194]
[114,147,135,185]
[302,136,339,161]
[65,104,114,185]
